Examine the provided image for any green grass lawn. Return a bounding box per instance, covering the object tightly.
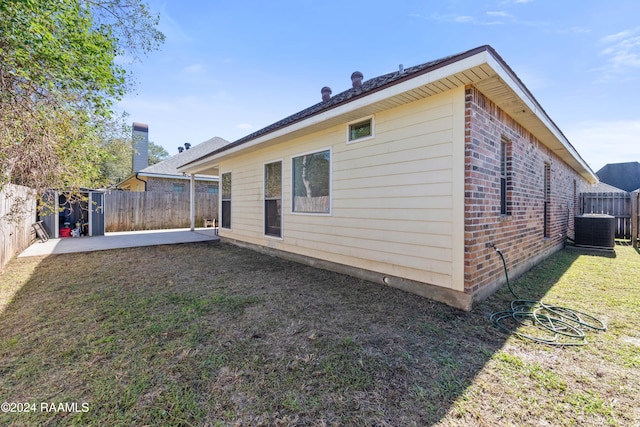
[0,242,638,426]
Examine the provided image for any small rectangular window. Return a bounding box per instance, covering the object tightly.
[173,183,185,193]
[499,137,514,217]
[347,117,374,142]
[500,139,510,215]
[544,163,551,238]
[221,172,231,229]
[207,184,218,194]
[292,149,331,214]
[264,161,282,237]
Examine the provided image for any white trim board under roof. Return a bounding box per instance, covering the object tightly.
[137,172,218,181]
[179,45,597,184]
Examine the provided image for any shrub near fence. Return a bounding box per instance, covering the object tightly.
[105,191,218,232]
[0,184,37,269]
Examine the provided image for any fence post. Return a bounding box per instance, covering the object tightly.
[632,190,639,248]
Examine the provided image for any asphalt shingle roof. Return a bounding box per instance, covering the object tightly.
[142,136,230,176]
[589,181,627,193]
[596,162,640,193]
[183,45,494,167]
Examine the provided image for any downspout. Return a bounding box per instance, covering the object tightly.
[134,173,147,191]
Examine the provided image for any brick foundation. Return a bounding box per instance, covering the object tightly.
[146,178,218,194]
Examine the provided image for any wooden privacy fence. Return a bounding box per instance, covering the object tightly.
[580,191,639,245]
[293,196,330,213]
[105,191,218,232]
[0,184,37,269]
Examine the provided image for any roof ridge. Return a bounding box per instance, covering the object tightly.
[141,136,230,174]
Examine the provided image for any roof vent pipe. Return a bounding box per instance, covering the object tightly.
[184,142,191,150]
[178,146,184,153]
[351,71,363,88]
[321,86,332,102]
[399,64,404,74]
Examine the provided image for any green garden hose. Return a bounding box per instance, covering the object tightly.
[489,246,606,346]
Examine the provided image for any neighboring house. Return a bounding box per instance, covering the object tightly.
[596,162,640,193]
[117,136,230,192]
[179,45,598,310]
[588,181,627,193]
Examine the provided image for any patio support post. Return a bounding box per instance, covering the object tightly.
[190,174,195,231]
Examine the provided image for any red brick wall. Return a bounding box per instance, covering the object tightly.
[146,177,218,193]
[464,86,591,297]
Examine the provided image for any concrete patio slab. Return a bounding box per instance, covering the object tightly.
[18,228,219,257]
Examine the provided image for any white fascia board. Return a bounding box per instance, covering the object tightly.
[141,172,218,181]
[191,175,219,181]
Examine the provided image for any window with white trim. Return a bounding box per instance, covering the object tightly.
[264,161,282,237]
[221,172,231,229]
[347,116,374,142]
[292,149,331,214]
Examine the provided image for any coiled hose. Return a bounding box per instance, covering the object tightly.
[489,247,606,346]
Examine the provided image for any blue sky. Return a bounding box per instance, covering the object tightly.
[117,0,640,172]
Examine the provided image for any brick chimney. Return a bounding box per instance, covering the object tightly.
[132,122,149,173]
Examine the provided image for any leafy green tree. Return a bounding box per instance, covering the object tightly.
[101,138,133,186]
[99,117,134,186]
[148,141,169,166]
[100,137,169,186]
[96,114,168,186]
[0,0,164,194]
